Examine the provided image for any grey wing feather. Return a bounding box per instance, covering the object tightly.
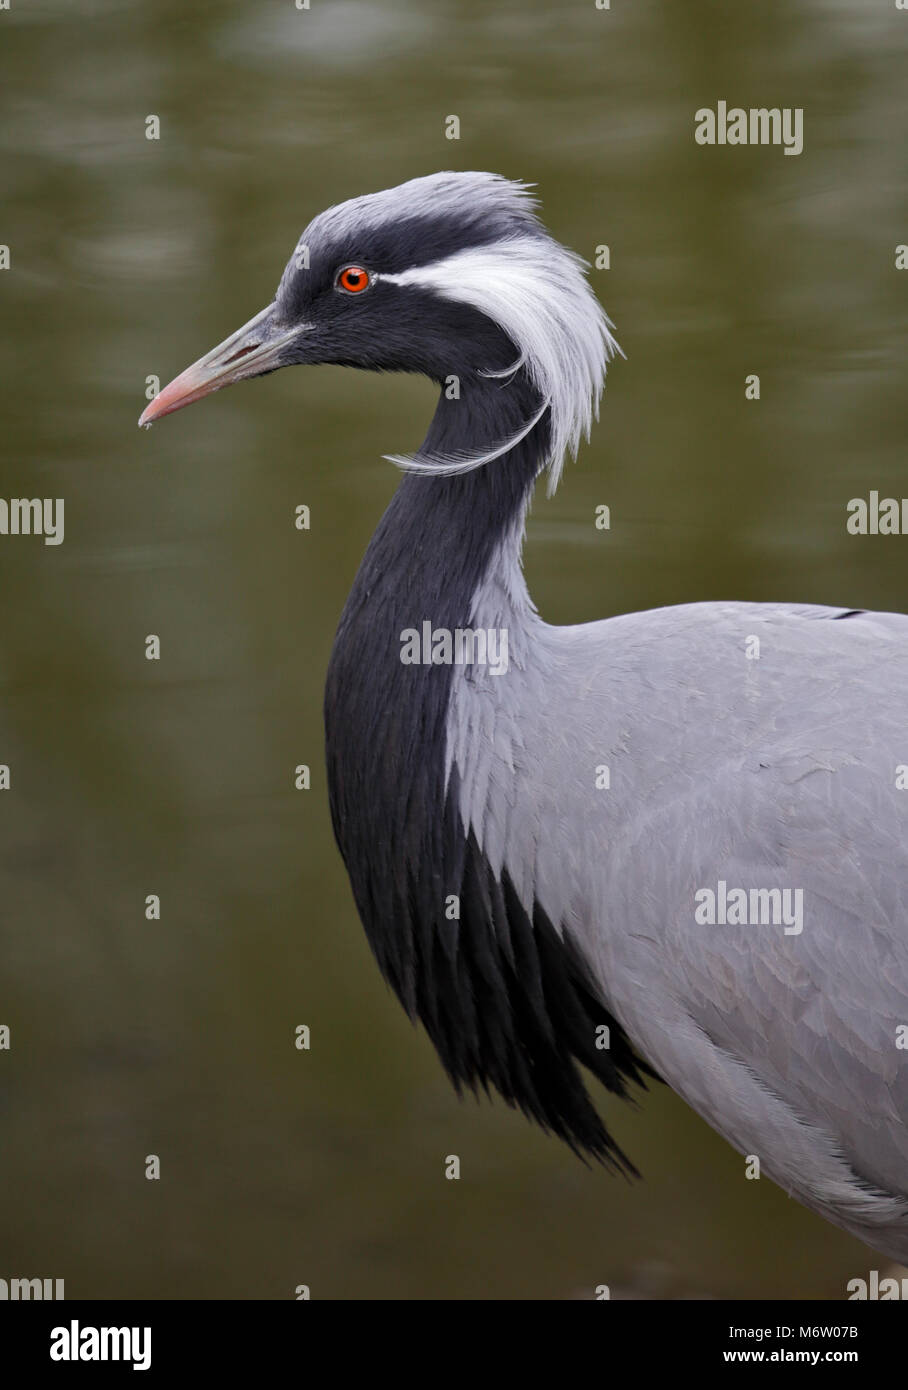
[448,600,908,1254]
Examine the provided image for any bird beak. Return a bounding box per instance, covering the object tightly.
[138,304,300,426]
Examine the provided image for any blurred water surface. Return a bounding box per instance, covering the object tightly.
[0,0,907,1298]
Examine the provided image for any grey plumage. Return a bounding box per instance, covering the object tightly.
[452,584,908,1255]
[140,171,908,1262]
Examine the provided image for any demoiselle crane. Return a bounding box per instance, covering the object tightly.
[139,172,908,1262]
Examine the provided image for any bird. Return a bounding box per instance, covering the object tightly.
[139,170,908,1263]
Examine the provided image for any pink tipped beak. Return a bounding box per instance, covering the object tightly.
[138,304,300,427]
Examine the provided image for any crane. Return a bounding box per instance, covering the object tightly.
[140,171,908,1262]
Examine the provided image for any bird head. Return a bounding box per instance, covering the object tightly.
[139,171,620,489]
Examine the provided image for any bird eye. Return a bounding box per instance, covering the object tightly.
[336,266,371,294]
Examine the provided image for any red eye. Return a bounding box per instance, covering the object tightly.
[337,265,371,294]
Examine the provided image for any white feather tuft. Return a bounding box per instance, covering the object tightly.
[382,227,622,493]
[384,398,550,478]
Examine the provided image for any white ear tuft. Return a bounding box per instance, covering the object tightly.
[384,233,621,492]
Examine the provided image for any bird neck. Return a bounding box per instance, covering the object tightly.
[337,373,546,643]
[324,373,547,964]
[323,381,649,1164]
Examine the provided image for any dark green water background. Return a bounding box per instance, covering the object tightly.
[1,0,906,1298]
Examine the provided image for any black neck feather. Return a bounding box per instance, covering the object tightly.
[323,372,654,1169]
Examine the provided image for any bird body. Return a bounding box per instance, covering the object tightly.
[141,171,908,1263]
